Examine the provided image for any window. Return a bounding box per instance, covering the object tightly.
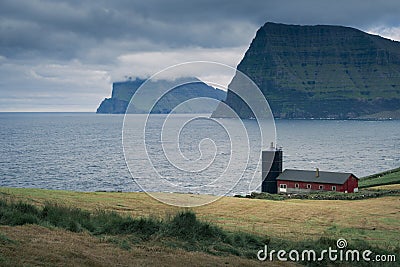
[332,186,336,191]
[295,183,299,188]
[306,184,311,189]
[319,185,323,190]
[280,184,287,189]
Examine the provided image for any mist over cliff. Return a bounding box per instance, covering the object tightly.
[212,22,400,119]
[97,78,226,114]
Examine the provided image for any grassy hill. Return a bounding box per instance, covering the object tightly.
[212,22,400,119]
[0,186,399,266]
[0,224,270,267]
[360,167,400,188]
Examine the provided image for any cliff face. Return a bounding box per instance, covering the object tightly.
[97,78,226,114]
[97,79,144,114]
[212,22,400,119]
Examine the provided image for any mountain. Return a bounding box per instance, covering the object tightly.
[97,77,226,114]
[212,22,400,119]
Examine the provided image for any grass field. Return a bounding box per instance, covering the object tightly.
[360,167,400,188]
[1,224,276,267]
[1,187,399,249]
[369,184,400,190]
[0,167,399,266]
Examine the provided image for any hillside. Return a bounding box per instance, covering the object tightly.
[1,187,399,248]
[359,167,400,188]
[212,22,400,119]
[0,186,399,265]
[97,77,226,114]
[0,224,267,267]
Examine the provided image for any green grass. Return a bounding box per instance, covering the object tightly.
[0,233,15,245]
[244,189,400,201]
[0,198,264,258]
[0,197,399,266]
[360,167,400,188]
[1,186,399,251]
[101,236,132,250]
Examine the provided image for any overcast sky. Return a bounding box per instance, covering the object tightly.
[1,0,400,111]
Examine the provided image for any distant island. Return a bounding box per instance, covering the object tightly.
[97,77,226,114]
[212,22,400,119]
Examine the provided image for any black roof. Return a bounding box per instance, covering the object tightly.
[277,169,357,185]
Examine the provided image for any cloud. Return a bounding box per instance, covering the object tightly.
[0,46,247,111]
[367,26,400,41]
[112,46,247,80]
[3,0,396,61]
[1,0,400,111]
[0,59,111,111]
[0,0,257,62]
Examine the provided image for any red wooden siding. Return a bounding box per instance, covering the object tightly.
[277,180,343,191]
[343,175,359,193]
[277,174,358,193]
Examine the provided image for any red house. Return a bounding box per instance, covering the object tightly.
[276,169,359,194]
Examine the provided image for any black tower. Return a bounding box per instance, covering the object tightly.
[261,143,283,194]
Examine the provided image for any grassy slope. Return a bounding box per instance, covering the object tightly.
[360,167,400,188]
[0,225,273,267]
[251,24,400,99]
[1,187,399,250]
[221,23,400,119]
[369,184,400,190]
[2,167,399,265]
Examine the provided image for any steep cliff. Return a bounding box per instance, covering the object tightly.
[212,22,400,119]
[97,78,226,114]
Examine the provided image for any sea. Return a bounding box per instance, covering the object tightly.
[0,112,399,196]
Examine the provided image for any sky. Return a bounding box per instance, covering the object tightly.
[1,0,400,112]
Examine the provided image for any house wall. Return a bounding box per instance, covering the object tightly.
[277,180,344,194]
[343,175,359,193]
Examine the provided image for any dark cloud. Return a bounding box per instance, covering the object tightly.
[0,0,400,111]
[2,0,400,61]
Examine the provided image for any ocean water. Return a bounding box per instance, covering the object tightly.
[0,113,399,195]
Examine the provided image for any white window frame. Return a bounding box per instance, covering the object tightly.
[332,186,336,191]
[306,184,311,189]
[319,185,323,190]
[280,184,287,189]
[295,183,299,188]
